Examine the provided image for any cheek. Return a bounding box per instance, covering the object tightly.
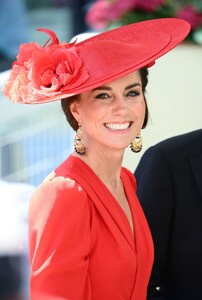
[80,103,105,124]
[79,109,97,129]
[134,101,146,118]
[141,102,146,117]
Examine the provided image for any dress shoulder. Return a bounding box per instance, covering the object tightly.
[29,170,92,299]
[29,170,88,219]
[122,167,137,191]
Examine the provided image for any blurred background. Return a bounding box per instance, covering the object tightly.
[0,0,202,299]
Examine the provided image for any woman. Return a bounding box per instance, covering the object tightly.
[3,18,190,300]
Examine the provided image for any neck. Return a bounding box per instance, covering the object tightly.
[73,149,124,189]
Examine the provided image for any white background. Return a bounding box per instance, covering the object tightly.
[123,43,202,172]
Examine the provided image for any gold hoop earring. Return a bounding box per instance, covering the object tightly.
[74,125,86,155]
[130,133,142,153]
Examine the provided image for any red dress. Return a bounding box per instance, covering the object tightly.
[29,155,153,299]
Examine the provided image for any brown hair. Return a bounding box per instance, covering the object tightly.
[139,67,149,129]
[61,67,149,131]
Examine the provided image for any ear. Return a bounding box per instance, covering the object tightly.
[69,101,81,123]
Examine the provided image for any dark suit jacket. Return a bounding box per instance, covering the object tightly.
[0,255,24,299]
[135,129,202,300]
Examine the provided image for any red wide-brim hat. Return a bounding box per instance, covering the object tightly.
[3,18,190,104]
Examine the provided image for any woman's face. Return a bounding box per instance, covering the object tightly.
[70,71,146,154]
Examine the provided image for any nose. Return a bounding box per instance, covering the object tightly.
[112,96,127,115]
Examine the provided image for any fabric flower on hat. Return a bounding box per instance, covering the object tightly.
[3,29,90,104]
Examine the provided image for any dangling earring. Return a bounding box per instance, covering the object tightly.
[74,125,86,155]
[130,132,142,153]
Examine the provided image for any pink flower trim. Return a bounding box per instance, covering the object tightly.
[3,29,90,103]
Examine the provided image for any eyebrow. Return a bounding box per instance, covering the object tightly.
[93,83,141,92]
[125,83,141,90]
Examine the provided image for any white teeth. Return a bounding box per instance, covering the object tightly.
[105,122,130,130]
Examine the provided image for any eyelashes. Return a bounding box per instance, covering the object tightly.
[95,90,141,100]
[126,90,140,97]
[95,93,109,99]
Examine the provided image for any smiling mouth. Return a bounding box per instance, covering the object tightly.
[104,122,132,130]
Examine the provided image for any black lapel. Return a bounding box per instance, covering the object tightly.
[189,152,202,199]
